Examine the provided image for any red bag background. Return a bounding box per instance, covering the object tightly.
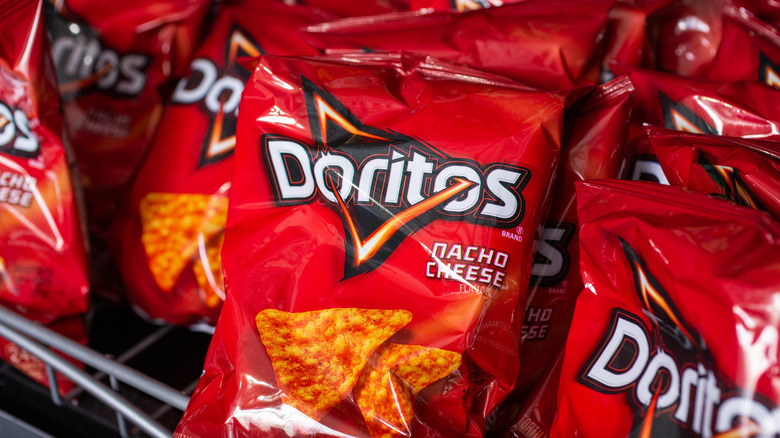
[292,0,408,16]
[493,76,634,437]
[304,0,614,91]
[176,53,567,437]
[0,0,88,393]
[551,179,780,437]
[649,127,780,219]
[110,0,335,327]
[614,64,780,138]
[43,0,211,231]
[705,4,780,86]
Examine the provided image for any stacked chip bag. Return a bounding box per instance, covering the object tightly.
[43,0,211,231]
[615,64,780,138]
[290,0,408,16]
[731,0,780,29]
[489,76,634,437]
[110,0,336,327]
[303,0,614,91]
[551,179,780,437]
[649,127,780,219]
[0,0,88,392]
[705,3,780,86]
[407,0,525,12]
[614,63,780,183]
[645,0,725,77]
[175,52,566,437]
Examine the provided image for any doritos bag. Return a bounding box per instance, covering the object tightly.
[490,76,634,437]
[291,0,407,16]
[614,64,780,184]
[645,0,725,77]
[43,0,211,231]
[551,179,780,437]
[649,127,780,219]
[407,0,526,12]
[615,64,780,138]
[0,0,88,391]
[706,3,780,87]
[304,0,614,91]
[175,53,566,437]
[111,0,335,327]
[731,0,780,29]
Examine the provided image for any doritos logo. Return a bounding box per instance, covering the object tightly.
[530,222,575,287]
[579,238,778,437]
[659,93,718,135]
[172,26,263,166]
[45,3,150,98]
[0,101,40,158]
[262,76,529,278]
[759,53,780,90]
[698,154,764,211]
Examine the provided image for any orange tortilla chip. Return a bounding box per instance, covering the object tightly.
[255,308,412,421]
[193,232,225,308]
[354,343,461,438]
[139,193,228,291]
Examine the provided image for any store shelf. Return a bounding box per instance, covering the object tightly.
[0,299,212,437]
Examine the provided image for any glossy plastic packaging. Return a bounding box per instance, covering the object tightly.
[110,0,335,328]
[43,0,211,231]
[649,127,780,220]
[0,0,88,392]
[304,0,614,91]
[551,179,780,437]
[496,77,634,437]
[176,53,567,437]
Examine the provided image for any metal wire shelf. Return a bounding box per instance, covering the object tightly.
[0,299,211,437]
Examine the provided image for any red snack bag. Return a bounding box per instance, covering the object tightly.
[110,0,335,327]
[645,0,725,77]
[615,64,780,183]
[730,0,780,29]
[43,0,211,231]
[705,4,780,87]
[292,0,407,16]
[491,76,634,437]
[407,0,526,12]
[649,127,780,219]
[551,179,780,437]
[175,53,566,437]
[615,64,780,138]
[0,0,88,392]
[304,0,614,91]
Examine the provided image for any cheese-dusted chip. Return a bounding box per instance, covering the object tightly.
[354,343,462,438]
[255,308,412,421]
[193,232,225,308]
[139,193,228,291]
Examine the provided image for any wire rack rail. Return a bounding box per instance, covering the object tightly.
[0,299,212,437]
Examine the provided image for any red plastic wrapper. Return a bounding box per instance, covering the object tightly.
[615,64,780,138]
[645,0,725,77]
[730,0,780,29]
[43,0,211,231]
[706,4,780,87]
[649,127,780,220]
[304,0,614,91]
[291,0,408,16]
[0,0,88,392]
[615,63,780,183]
[110,1,335,327]
[551,179,780,437]
[407,0,526,12]
[491,76,634,437]
[175,53,567,437]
